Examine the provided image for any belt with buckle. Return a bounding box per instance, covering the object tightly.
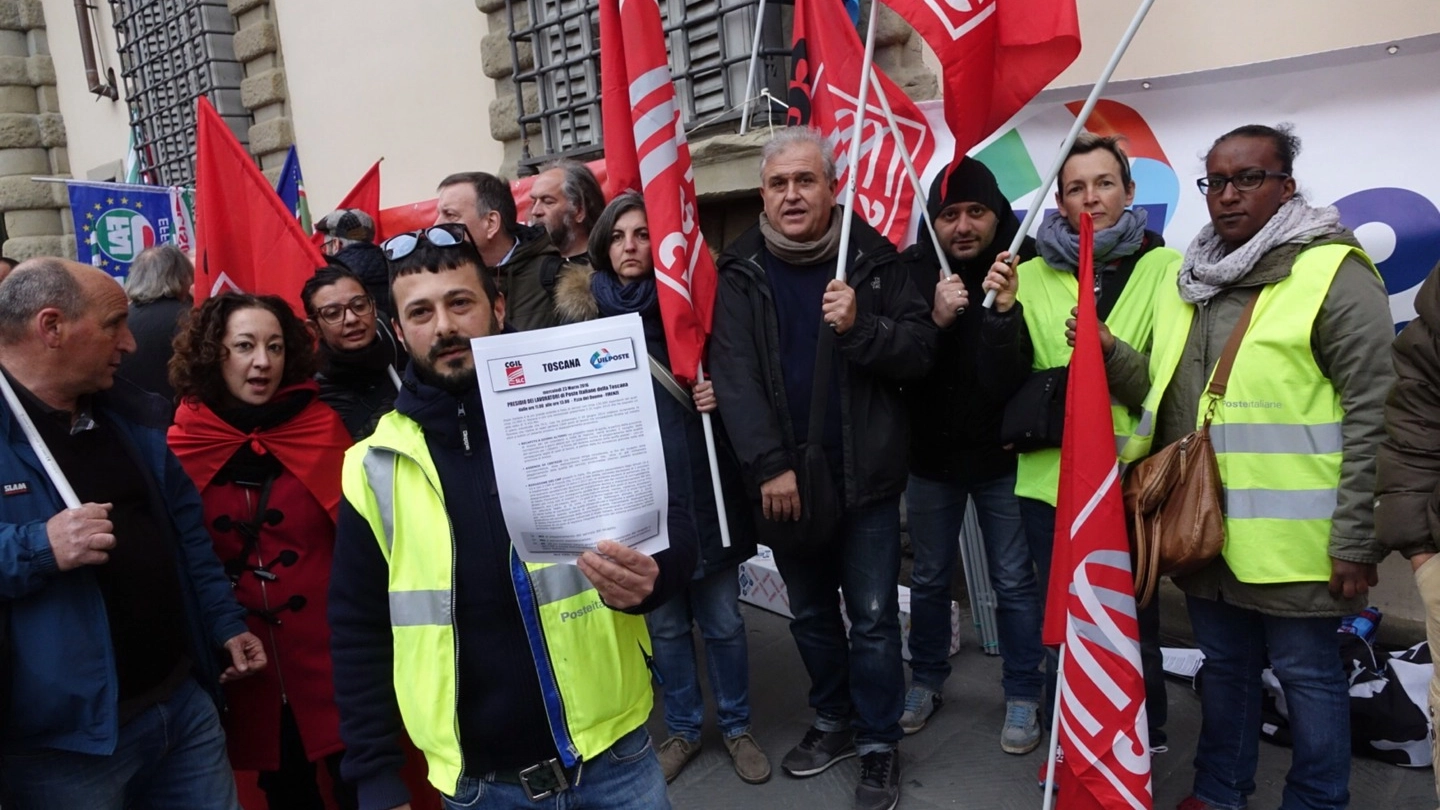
[491,758,580,802]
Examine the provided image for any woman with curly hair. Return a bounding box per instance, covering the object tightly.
[166,292,355,809]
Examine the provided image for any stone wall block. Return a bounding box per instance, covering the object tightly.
[0,114,41,148]
[4,207,61,237]
[0,0,44,33]
[488,87,540,143]
[25,54,53,86]
[36,84,57,113]
[247,116,293,157]
[0,146,48,176]
[0,56,28,86]
[240,67,288,110]
[482,30,526,80]
[48,146,67,175]
[227,0,269,15]
[0,85,36,113]
[476,0,506,14]
[0,175,63,209]
[873,4,913,48]
[0,30,28,58]
[37,112,64,147]
[3,235,73,260]
[26,28,46,56]
[233,20,278,63]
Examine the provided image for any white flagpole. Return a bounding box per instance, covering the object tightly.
[0,372,82,509]
[1041,643,1068,810]
[981,0,1157,308]
[834,4,880,283]
[737,0,769,136]
[865,67,954,280]
[386,364,402,392]
[696,361,733,547]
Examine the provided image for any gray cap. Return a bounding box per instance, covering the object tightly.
[315,208,375,242]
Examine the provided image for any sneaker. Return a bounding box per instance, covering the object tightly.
[780,726,856,777]
[656,736,700,783]
[1001,699,1042,754]
[724,732,772,784]
[1035,747,1064,792]
[898,684,942,734]
[854,749,901,810]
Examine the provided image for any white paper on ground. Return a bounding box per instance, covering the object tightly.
[1161,646,1205,678]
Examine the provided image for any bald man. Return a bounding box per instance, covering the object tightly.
[0,259,264,810]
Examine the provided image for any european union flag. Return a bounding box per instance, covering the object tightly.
[274,145,313,235]
[68,181,177,280]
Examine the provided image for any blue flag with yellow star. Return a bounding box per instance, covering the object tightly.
[68,181,178,279]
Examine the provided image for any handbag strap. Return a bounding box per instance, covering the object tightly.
[808,323,835,446]
[1204,291,1261,401]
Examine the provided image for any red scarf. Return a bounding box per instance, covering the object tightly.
[167,381,352,519]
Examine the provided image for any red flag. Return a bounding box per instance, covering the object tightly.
[787,0,935,247]
[193,97,326,317]
[1041,212,1152,809]
[313,161,382,248]
[883,0,1079,162]
[598,0,716,385]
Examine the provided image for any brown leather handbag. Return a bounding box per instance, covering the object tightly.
[1123,293,1258,608]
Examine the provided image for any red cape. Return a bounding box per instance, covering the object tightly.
[168,381,351,519]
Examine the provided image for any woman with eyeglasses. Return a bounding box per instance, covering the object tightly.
[552,191,771,786]
[302,262,408,440]
[166,293,355,809]
[978,132,1180,756]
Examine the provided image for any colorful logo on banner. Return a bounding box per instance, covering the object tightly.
[68,182,178,279]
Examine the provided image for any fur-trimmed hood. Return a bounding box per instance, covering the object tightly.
[551,263,598,324]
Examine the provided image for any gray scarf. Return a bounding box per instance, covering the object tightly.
[759,207,842,265]
[1035,207,1149,272]
[1179,197,1342,303]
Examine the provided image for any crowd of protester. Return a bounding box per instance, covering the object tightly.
[0,118,1431,810]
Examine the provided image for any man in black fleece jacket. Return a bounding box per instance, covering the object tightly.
[329,232,695,810]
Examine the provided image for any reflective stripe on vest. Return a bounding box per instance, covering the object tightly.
[1013,247,1181,505]
[1119,244,1376,584]
[340,412,654,796]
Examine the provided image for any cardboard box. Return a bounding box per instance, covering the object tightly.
[738,545,962,660]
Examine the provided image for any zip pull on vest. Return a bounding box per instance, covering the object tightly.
[456,401,473,456]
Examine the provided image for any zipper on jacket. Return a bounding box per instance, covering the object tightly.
[457,402,473,456]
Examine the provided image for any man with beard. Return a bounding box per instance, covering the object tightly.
[528,159,604,265]
[897,158,1042,751]
[329,225,697,810]
[302,264,407,440]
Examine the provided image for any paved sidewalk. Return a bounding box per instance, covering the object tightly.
[652,604,1437,810]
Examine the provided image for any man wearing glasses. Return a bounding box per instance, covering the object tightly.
[1109,124,1394,810]
[330,225,697,810]
[301,264,406,441]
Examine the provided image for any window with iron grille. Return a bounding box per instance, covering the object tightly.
[507,0,787,171]
[108,0,248,187]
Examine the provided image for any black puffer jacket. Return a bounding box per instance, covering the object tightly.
[901,228,1035,484]
[710,212,937,509]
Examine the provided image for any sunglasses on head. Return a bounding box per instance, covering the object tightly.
[381,223,474,261]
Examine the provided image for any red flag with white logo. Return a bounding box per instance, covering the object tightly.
[1041,212,1152,809]
[787,0,935,247]
[598,0,716,385]
[882,0,1079,162]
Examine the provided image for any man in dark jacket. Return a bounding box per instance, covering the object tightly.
[319,208,395,319]
[302,264,407,440]
[710,127,936,810]
[330,233,696,810]
[1377,259,1440,802]
[0,258,265,809]
[898,158,1043,750]
[435,171,585,331]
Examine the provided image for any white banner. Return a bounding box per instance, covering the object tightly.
[918,33,1440,326]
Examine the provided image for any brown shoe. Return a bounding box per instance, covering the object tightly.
[656,736,701,783]
[725,732,772,784]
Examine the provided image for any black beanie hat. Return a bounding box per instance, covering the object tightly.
[927,157,1013,224]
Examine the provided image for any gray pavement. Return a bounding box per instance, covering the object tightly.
[651,604,1438,810]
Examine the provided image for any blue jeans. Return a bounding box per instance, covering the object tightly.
[906,472,1043,701]
[1186,595,1350,810]
[442,727,669,809]
[645,563,751,741]
[773,495,904,754]
[0,677,239,810]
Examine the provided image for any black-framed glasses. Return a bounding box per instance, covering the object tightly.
[1196,170,1290,195]
[314,295,374,325]
[381,223,474,261]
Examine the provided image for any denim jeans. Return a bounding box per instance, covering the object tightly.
[441,727,669,809]
[1186,595,1350,810]
[773,495,904,754]
[906,472,1043,701]
[1018,496,1166,737]
[0,677,240,810]
[645,563,751,741]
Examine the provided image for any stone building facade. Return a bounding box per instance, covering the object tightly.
[0,0,72,260]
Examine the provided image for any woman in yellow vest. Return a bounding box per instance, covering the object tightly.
[1111,124,1394,810]
[978,133,1178,751]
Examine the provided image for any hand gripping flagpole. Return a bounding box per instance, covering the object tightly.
[981,0,1157,308]
[0,372,82,509]
[866,67,955,280]
[834,2,880,283]
[697,361,733,547]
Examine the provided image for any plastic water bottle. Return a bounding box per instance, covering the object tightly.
[1340,606,1382,644]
